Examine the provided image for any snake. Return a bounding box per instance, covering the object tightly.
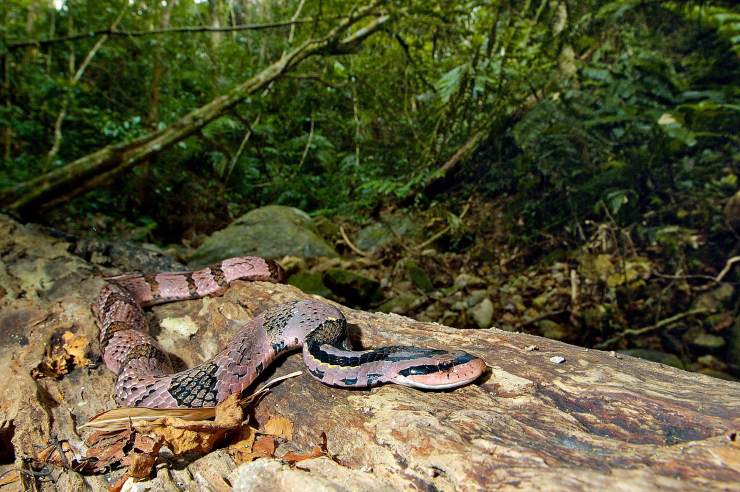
[95,256,487,408]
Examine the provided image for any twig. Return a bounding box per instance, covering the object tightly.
[44,8,127,169]
[715,256,740,283]
[595,308,709,349]
[296,117,315,173]
[340,225,371,257]
[414,200,472,251]
[224,114,260,184]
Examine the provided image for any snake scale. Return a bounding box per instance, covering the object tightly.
[95,256,486,408]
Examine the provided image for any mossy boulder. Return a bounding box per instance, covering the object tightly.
[353,214,424,253]
[188,205,338,267]
[377,292,419,315]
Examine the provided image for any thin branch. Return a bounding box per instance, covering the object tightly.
[715,256,740,283]
[5,16,348,51]
[340,225,371,257]
[296,117,315,172]
[595,308,709,349]
[224,114,260,184]
[288,0,307,45]
[414,199,472,251]
[44,7,126,169]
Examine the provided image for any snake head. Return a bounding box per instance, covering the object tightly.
[391,351,487,390]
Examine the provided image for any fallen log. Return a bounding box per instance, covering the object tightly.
[0,213,737,490]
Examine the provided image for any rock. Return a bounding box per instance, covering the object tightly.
[693,283,735,311]
[1,213,739,491]
[691,332,726,351]
[188,205,337,266]
[322,268,381,307]
[405,261,434,292]
[469,298,494,328]
[353,213,424,253]
[312,216,341,241]
[619,349,684,369]
[465,289,489,307]
[287,272,332,298]
[454,272,486,288]
[377,292,419,315]
[537,319,567,340]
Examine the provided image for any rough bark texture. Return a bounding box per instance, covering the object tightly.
[0,213,738,491]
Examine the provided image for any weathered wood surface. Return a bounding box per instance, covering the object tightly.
[0,213,738,491]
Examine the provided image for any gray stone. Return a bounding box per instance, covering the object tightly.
[188,205,337,267]
[354,214,424,253]
[470,298,494,328]
[377,292,419,315]
[454,272,486,288]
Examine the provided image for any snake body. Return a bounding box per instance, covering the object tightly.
[96,256,486,408]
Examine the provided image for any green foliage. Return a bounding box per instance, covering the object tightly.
[473,2,739,242]
[0,0,737,244]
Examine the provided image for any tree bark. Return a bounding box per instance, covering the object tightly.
[0,2,389,215]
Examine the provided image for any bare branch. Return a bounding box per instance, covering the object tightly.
[5,16,349,51]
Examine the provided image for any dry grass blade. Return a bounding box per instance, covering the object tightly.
[78,407,216,433]
[79,371,303,432]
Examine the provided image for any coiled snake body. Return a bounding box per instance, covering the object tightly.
[96,256,486,408]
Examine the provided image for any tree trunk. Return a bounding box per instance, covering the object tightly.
[0,2,389,215]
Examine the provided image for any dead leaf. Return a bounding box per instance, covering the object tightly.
[78,429,134,474]
[137,394,243,455]
[122,452,157,479]
[263,416,294,440]
[228,425,258,464]
[31,330,91,380]
[80,406,216,433]
[280,446,323,463]
[252,436,276,457]
[62,331,91,367]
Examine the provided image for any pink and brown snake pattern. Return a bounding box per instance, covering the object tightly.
[95,256,487,408]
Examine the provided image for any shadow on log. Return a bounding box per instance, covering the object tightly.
[0,213,738,490]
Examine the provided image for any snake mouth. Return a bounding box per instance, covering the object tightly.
[392,353,487,390]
